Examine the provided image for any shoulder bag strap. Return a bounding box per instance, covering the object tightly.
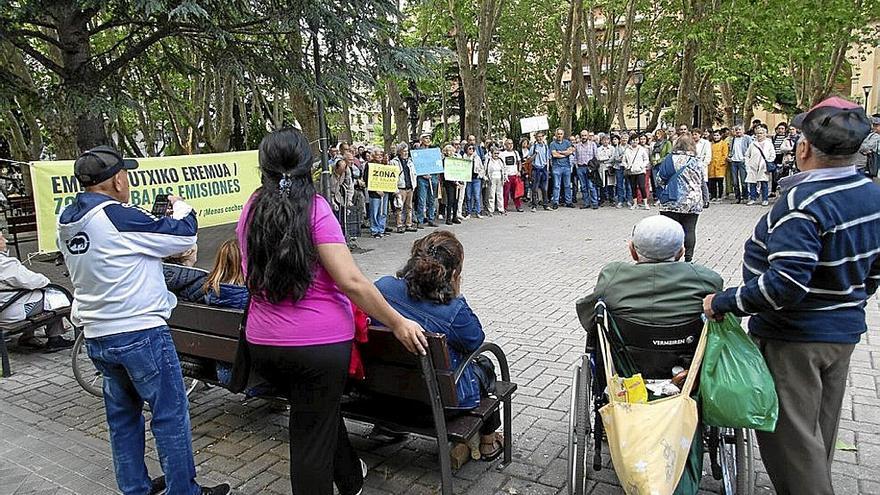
[679,321,708,397]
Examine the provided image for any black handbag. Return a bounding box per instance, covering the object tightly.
[227,297,251,393]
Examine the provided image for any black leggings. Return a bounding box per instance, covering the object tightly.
[660,211,699,262]
[249,341,362,495]
[708,178,724,199]
[443,180,458,221]
[628,173,647,200]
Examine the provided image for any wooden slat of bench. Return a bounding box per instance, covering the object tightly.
[170,328,237,363]
[0,309,70,335]
[462,381,516,420]
[341,398,483,443]
[360,327,451,370]
[167,302,242,338]
[360,363,458,406]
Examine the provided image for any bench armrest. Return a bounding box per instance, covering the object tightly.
[0,289,31,314]
[452,342,511,385]
[0,284,72,314]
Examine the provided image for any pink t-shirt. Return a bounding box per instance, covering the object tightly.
[236,193,354,346]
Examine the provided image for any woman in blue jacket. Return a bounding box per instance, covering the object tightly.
[374,230,504,460]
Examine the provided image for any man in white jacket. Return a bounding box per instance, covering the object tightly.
[57,146,228,495]
[0,233,72,351]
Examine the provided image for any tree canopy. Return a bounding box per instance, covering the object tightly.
[1,0,877,160]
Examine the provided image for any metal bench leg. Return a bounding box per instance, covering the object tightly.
[421,355,453,495]
[1,333,11,377]
[501,396,512,467]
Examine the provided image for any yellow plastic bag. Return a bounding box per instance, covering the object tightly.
[597,320,707,495]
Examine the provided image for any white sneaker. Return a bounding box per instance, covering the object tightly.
[644,204,650,210]
[761,200,769,206]
[746,200,756,206]
[475,214,483,219]
[351,459,369,495]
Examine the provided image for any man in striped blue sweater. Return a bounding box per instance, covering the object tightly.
[704,97,880,495]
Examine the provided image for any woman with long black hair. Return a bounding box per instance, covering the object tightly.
[236,128,427,495]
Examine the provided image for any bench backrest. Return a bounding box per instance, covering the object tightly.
[167,302,243,363]
[357,326,458,408]
[166,302,460,407]
[6,214,37,235]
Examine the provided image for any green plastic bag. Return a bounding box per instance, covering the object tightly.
[700,313,779,432]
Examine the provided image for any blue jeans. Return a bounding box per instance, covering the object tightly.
[85,326,199,495]
[730,161,747,200]
[575,166,599,207]
[368,195,388,234]
[616,168,632,203]
[552,165,572,205]
[415,175,439,223]
[466,179,482,215]
[748,181,769,201]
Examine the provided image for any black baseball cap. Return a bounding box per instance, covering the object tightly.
[791,97,871,155]
[74,146,139,187]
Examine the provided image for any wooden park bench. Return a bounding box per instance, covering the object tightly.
[2,196,38,260]
[0,284,73,377]
[166,301,516,495]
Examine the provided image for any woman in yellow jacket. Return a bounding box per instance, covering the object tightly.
[707,130,729,202]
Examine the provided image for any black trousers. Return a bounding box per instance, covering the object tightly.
[660,211,699,262]
[443,180,458,222]
[250,341,362,495]
[708,178,724,199]
[628,173,647,199]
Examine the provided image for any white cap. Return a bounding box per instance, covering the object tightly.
[631,216,685,262]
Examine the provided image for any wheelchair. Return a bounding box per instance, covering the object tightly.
[567,301,755,495]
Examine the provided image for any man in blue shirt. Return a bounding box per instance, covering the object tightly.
[528,132,551,211]
[548,128,574,209]
[704,97,880,495]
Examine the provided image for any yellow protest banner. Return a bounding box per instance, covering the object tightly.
[366,163,399,192]
[30,150,262,252]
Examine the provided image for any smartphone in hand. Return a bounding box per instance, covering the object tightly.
[151,194,171,217]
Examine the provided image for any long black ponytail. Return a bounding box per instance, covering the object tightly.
[245,127,317,303]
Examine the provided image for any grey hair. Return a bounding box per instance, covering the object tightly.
[809,144,859,168]
[396,142,409,154]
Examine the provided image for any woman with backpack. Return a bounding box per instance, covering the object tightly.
[656,135,707,262]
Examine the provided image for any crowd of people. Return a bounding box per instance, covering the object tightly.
[325,119,853,239]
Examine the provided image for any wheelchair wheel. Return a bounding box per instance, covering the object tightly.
[719,427,754,495]
[72,330,103,398]
[568,354,592,495]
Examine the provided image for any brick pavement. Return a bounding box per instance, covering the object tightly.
[1,202,879,494]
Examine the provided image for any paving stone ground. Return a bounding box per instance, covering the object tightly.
[2,201,879,495]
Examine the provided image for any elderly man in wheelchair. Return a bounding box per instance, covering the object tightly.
[568,216,754,495]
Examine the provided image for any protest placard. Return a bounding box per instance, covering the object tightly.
[520,115,550,134]
[443,157,472,182]
[410,147,444,175]
[29,151,261,252]
[366,163,399,192]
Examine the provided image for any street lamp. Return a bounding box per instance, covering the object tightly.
[633,63,645,134]
[864,85,873,113]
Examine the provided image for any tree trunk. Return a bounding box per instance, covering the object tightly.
[553,0,576,135]
[50,6,107,152]
[381,89,393,154]
[742,76,757,127]
[448,0,505,141]
[720,81,736,127]
[387,79,408,144]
